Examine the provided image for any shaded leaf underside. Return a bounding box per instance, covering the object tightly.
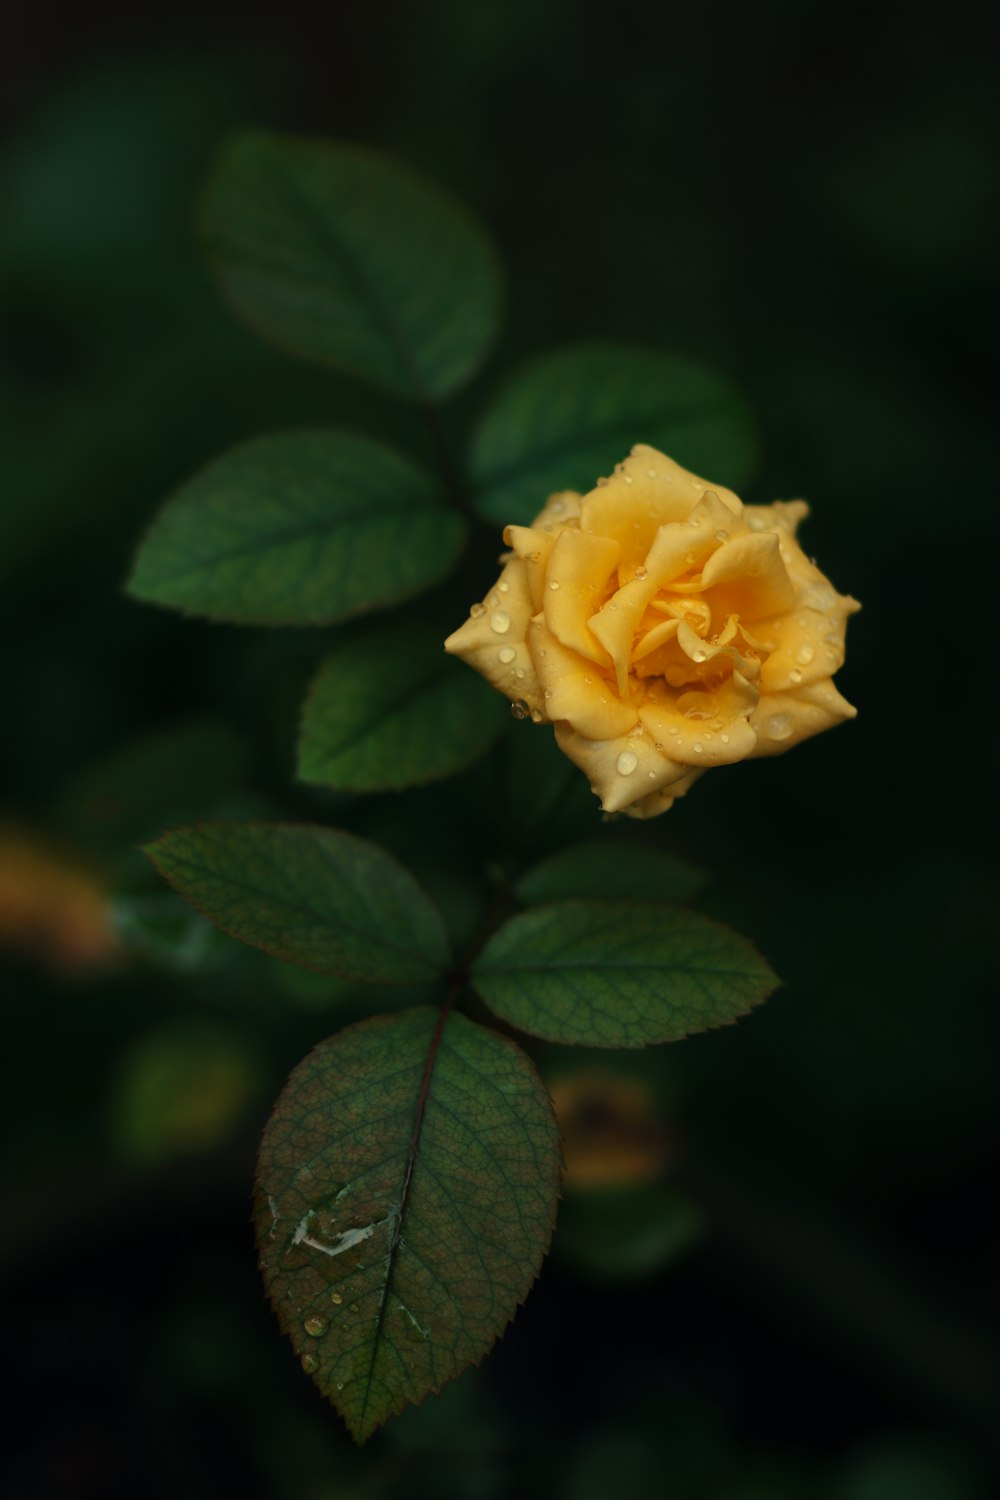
[255,1008,561,1440]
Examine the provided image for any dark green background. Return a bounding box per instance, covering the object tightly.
[2,3,997,1496]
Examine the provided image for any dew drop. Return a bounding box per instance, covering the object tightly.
[330,1291,344,1305]
[720,732,731,744]
[693,742,704,753]
[301,1353,319,1374]
[469,602,485,618]
[489,592,500,608]
[800,582,836,612]
[634,566,648,580]
[789,669,803,684]
[304,1316,327,1338]
[498,580,510,593]
[530,708,544,723]
[490,610,511,634]
[548,579,561,591]
[648,770,657,779]
[714,528,729,541]
[336,1381,344,1391]
[616,750,639,776]
[348,1304,359,1314]
[550,498,566,515]
[511,700,531,720]
[498,646,515,664]
[654,741,664,751]
[514,667,525,679]
[766,712,793,741]
[795,643,816,665]
[623,474,634,484]
[692,649,707,662]
[647,468,657,478]
[596,476,609,487]
[544,688,552,700]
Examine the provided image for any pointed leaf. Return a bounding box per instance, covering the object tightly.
[255,1008,561,1441]
[471,341,759,526]
[200,131,503,400]
[144,822,449,982]
[472,901,777,1046]
[298,624,507,791]
[515,839,709,906]
[127,431,463,625]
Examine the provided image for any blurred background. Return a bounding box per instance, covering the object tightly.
[2,2,998,1496]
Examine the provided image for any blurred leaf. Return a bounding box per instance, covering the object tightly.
[144,821,450,983]
[127,430,463,626]
[109,1018,262,1166]
[200,131,503,400]
[255,1008,560,1442]
[555,1185,703,1281]
[111,891,233,974]
[838,1441,987,1500]
[471,341,759,526]
[473,901,777,1046]
[61,720,259,860]
[298,624,507,791]
[515,838,709,906]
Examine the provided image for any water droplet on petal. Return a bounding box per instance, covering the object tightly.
[348,1304,359,1314]
[647,770,657,779]
[548,579,561,591]
[469,603,486,618]
[715,528,729,541]
[634,566,648,580]
[304,1316,327,1338]
[530,708,544,723]
[511,700,531,720]
[490,610,511,634]
[795,643,816,665]
[616,751,639,776]
[498,646,516,664]
[766,712,794,741]
[789,669,803,684]
[498,580,510,593]
[720,732,731,744]
[301,1353,319,1374]
[693,742,704,753]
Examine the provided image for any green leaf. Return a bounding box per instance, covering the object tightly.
[470,341,759,526]
[472,901,777,1046]
[255,1008,560,1441]
[298,624,507,792]
[200,131,503,401]
[127,431,464,626]
[143,822,449,983]
[515,839,709,906]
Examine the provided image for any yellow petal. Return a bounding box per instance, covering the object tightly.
[749,679,857,757]
[542,529,620,666]
[579,447,701,567]
[589,574,658,695]
[444,557,543,711]
[552,720,700,815]
[639,670,759,767]
[531,616,638,739]
[503,524,557,611]
[700,531,797,622]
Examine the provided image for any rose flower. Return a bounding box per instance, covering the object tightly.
[445,445,859,819]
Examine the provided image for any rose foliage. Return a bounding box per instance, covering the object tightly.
[126,131,853,1441]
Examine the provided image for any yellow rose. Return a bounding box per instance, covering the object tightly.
[445,445,860,819]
